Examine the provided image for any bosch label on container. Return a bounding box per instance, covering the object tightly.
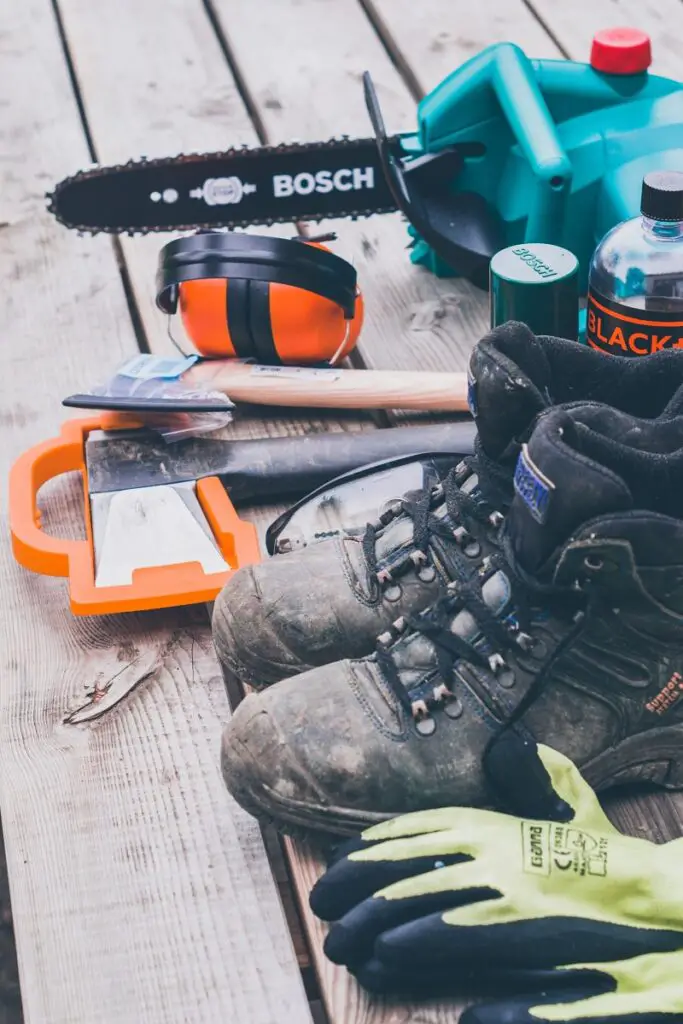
[509,246,559,279]
[586,289,683,355]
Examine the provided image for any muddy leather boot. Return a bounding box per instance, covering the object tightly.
[222,402,683,835]
[213,323,683,692]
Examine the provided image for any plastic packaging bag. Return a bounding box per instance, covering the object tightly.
[80,354,234,441]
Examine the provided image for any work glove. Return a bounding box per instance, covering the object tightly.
[309,737,683,1022]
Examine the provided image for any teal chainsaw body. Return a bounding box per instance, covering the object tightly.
[47,31,683,295]
[409,41,683,289]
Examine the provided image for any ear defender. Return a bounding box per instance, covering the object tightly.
[156,231,364,365]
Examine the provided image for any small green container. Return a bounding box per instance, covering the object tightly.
[489,243,579,340]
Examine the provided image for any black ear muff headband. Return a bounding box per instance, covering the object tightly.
[155,232,358,318]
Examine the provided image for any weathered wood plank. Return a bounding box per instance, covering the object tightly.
[529,0,683,71]
[53,0,256,357]
[364,0,562,92]
[0,1,311,1021]
[209,0,491,378]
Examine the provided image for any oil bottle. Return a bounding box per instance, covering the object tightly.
[586,170,683,356]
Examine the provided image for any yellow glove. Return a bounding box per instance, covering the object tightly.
[309,741,683,1022]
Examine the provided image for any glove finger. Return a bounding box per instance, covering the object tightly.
[311,847,471,922]
[484,731,574,821]
[484,733,614,833]
[325,805,499,869]
[459,962,683,1024]
[312,818,508,922]
[351,963,606,1001]
[459,980,612,1024]
[534,950,683,1023]
[375,914,683,974]
[323,879,500,967]
[352,958,488,998]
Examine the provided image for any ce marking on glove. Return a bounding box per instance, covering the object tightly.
[522,821,608,877]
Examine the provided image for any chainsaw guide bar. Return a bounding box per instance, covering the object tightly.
[47,136,402,235]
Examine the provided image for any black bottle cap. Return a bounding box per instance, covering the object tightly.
[640,171,683,221]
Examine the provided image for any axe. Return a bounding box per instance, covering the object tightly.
[63,360,470,413]
[10,418,476,615]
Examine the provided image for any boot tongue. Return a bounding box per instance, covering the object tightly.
[468,321,553,460]
[373,468,482,566]
[506,408,634,575]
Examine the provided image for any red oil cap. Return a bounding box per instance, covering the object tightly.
[590,28,652,74]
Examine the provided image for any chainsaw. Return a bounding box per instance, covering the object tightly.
[47,33,683,291]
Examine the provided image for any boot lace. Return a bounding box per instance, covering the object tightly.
[375,543,587,736]
[362,453,504,593]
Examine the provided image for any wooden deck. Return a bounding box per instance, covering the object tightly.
[2,1,683,1021]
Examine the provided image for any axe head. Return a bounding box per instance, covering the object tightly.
[85,429,232,587]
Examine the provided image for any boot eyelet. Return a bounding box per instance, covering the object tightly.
[418,565,437,583]
[379,499,402,523]
[583,556,603,572]
[530,639,547,660]
[384,584,403,602]
[498,669,516,689]
[515,631,535,652]
[445,698,464,719]
[415,716,436,736]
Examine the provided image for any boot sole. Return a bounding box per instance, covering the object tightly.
[224,725,683,838]
[581,725,683,791]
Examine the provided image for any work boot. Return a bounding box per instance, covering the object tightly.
[222,401,683,835]
[213,322,683,693]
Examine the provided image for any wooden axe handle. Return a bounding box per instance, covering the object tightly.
[186,360,469,412]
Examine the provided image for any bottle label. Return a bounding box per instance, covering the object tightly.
[586,288,683,356]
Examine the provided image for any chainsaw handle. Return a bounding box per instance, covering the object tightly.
[9,419,97,577]
[492,45,573,241]
[420,43,572,245]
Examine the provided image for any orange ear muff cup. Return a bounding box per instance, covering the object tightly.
[179,279,236,359]
[267,280,363,364]
[157,233,363,365]
[179,275,364,362]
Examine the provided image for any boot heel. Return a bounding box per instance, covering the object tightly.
[662,748,683,790]
[582,726,683,792]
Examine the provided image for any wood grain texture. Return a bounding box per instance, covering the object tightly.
[364,0,562,92]
[529,0,683,70]
[54,0,258,357]
[209,0,491,378]
[0,1,311,1021]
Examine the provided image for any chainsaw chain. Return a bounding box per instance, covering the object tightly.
[46,136,398,235]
